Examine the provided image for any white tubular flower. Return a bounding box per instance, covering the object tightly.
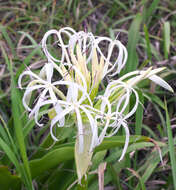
[19,26,174,185]
[50,81,98,153]
[41,27,128,84]
[18,63,65,126]
[18,63,54,110]
[18,60,89,126]
[96,96,129,161]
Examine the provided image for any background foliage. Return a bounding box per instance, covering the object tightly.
[0,0,176,189]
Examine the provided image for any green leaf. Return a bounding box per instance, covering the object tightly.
[94,135,151,152]
[0,121,11,146]
[127,168,146,190]
[29,135,164,179]
[143,0,160,23]
[143,24,152,61]
[135,146,168,190]
[43,160,75,190]
[30,147,74,178]
[121,13,142,74]
[10,58,33,189]
[0,137,21,174]
[163,21,170,59]
[114,0,128,11]
[135,91,144,135]
[0,166,21,190]
[0,25,15,56]
[165,101,176,189]
[92,150,107,170]
[144,92,165,109]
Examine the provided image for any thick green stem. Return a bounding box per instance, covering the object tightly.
[75,124,93,190]
[77,175,88,190]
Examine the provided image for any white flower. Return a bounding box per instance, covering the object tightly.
[50,81,99,153]
[19,27,173,184]
[18,63,60,126]
[96,96,129,161]
[18,61,88,127]
[42,27,127,80]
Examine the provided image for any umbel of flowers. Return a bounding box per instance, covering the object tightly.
[18,27,173,184]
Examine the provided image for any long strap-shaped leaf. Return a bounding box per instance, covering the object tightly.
[10,61,34,190]
[29,135,165,179]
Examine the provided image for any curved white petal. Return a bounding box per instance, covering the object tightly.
[22,84,45,111]
[79,105,99,152]
[42,29,61,63]
[45,63,54,83]
[116,90,130,115]
[54,103,65,127]
[50,106,74,141]
[118,121,129,161]
[124,88,139,119]
[75,108,84,153]
[149,75,173,92]
[98,97,112,143]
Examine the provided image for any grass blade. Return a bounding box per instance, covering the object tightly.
[11,76,34,190]
[163,21,170,59]
[165,101,176,189]
[135,146,168,190]
[0,137,21,174]
[5,50,34,189]
[135,91,144,135]
[121,13,142,74]
[0,24,15,56]
[143,24,152,61]
[143,0,160,24]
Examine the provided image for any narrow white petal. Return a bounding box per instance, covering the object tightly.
[50,106,74,141]
[124,88,139,119]
[51,106,73,128]
[149,75,173,92]
[42,29,61,63]
[49,87,57,102]
[54,103,65,127]
[80,106,98,152]
[29,88,48,116]
[18,70,46,88]
[53,80,92,106]
[118,121,129,161]
[106,117,123,137]
[45,63,54,82]
[116,88,130,114]
[75,108,84,153]
[22,85,45,111]
[98,119,110,144]
[32,90,54,127]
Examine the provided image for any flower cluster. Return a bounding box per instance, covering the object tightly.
[19,27,173,181]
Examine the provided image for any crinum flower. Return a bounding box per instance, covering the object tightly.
[19,27,173,185]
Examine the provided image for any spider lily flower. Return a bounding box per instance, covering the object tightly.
[19,26,173,185]
[18,61,88,126]
[18,63,66,126]
[98,67,173,122]
[49,81,99,182]
[95,96,129,161]
[50,82,98,153]
[42,27,127,96]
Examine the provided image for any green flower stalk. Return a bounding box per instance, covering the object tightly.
[18,27,173,186]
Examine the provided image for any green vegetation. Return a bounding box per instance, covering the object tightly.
[0,0,176,189]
